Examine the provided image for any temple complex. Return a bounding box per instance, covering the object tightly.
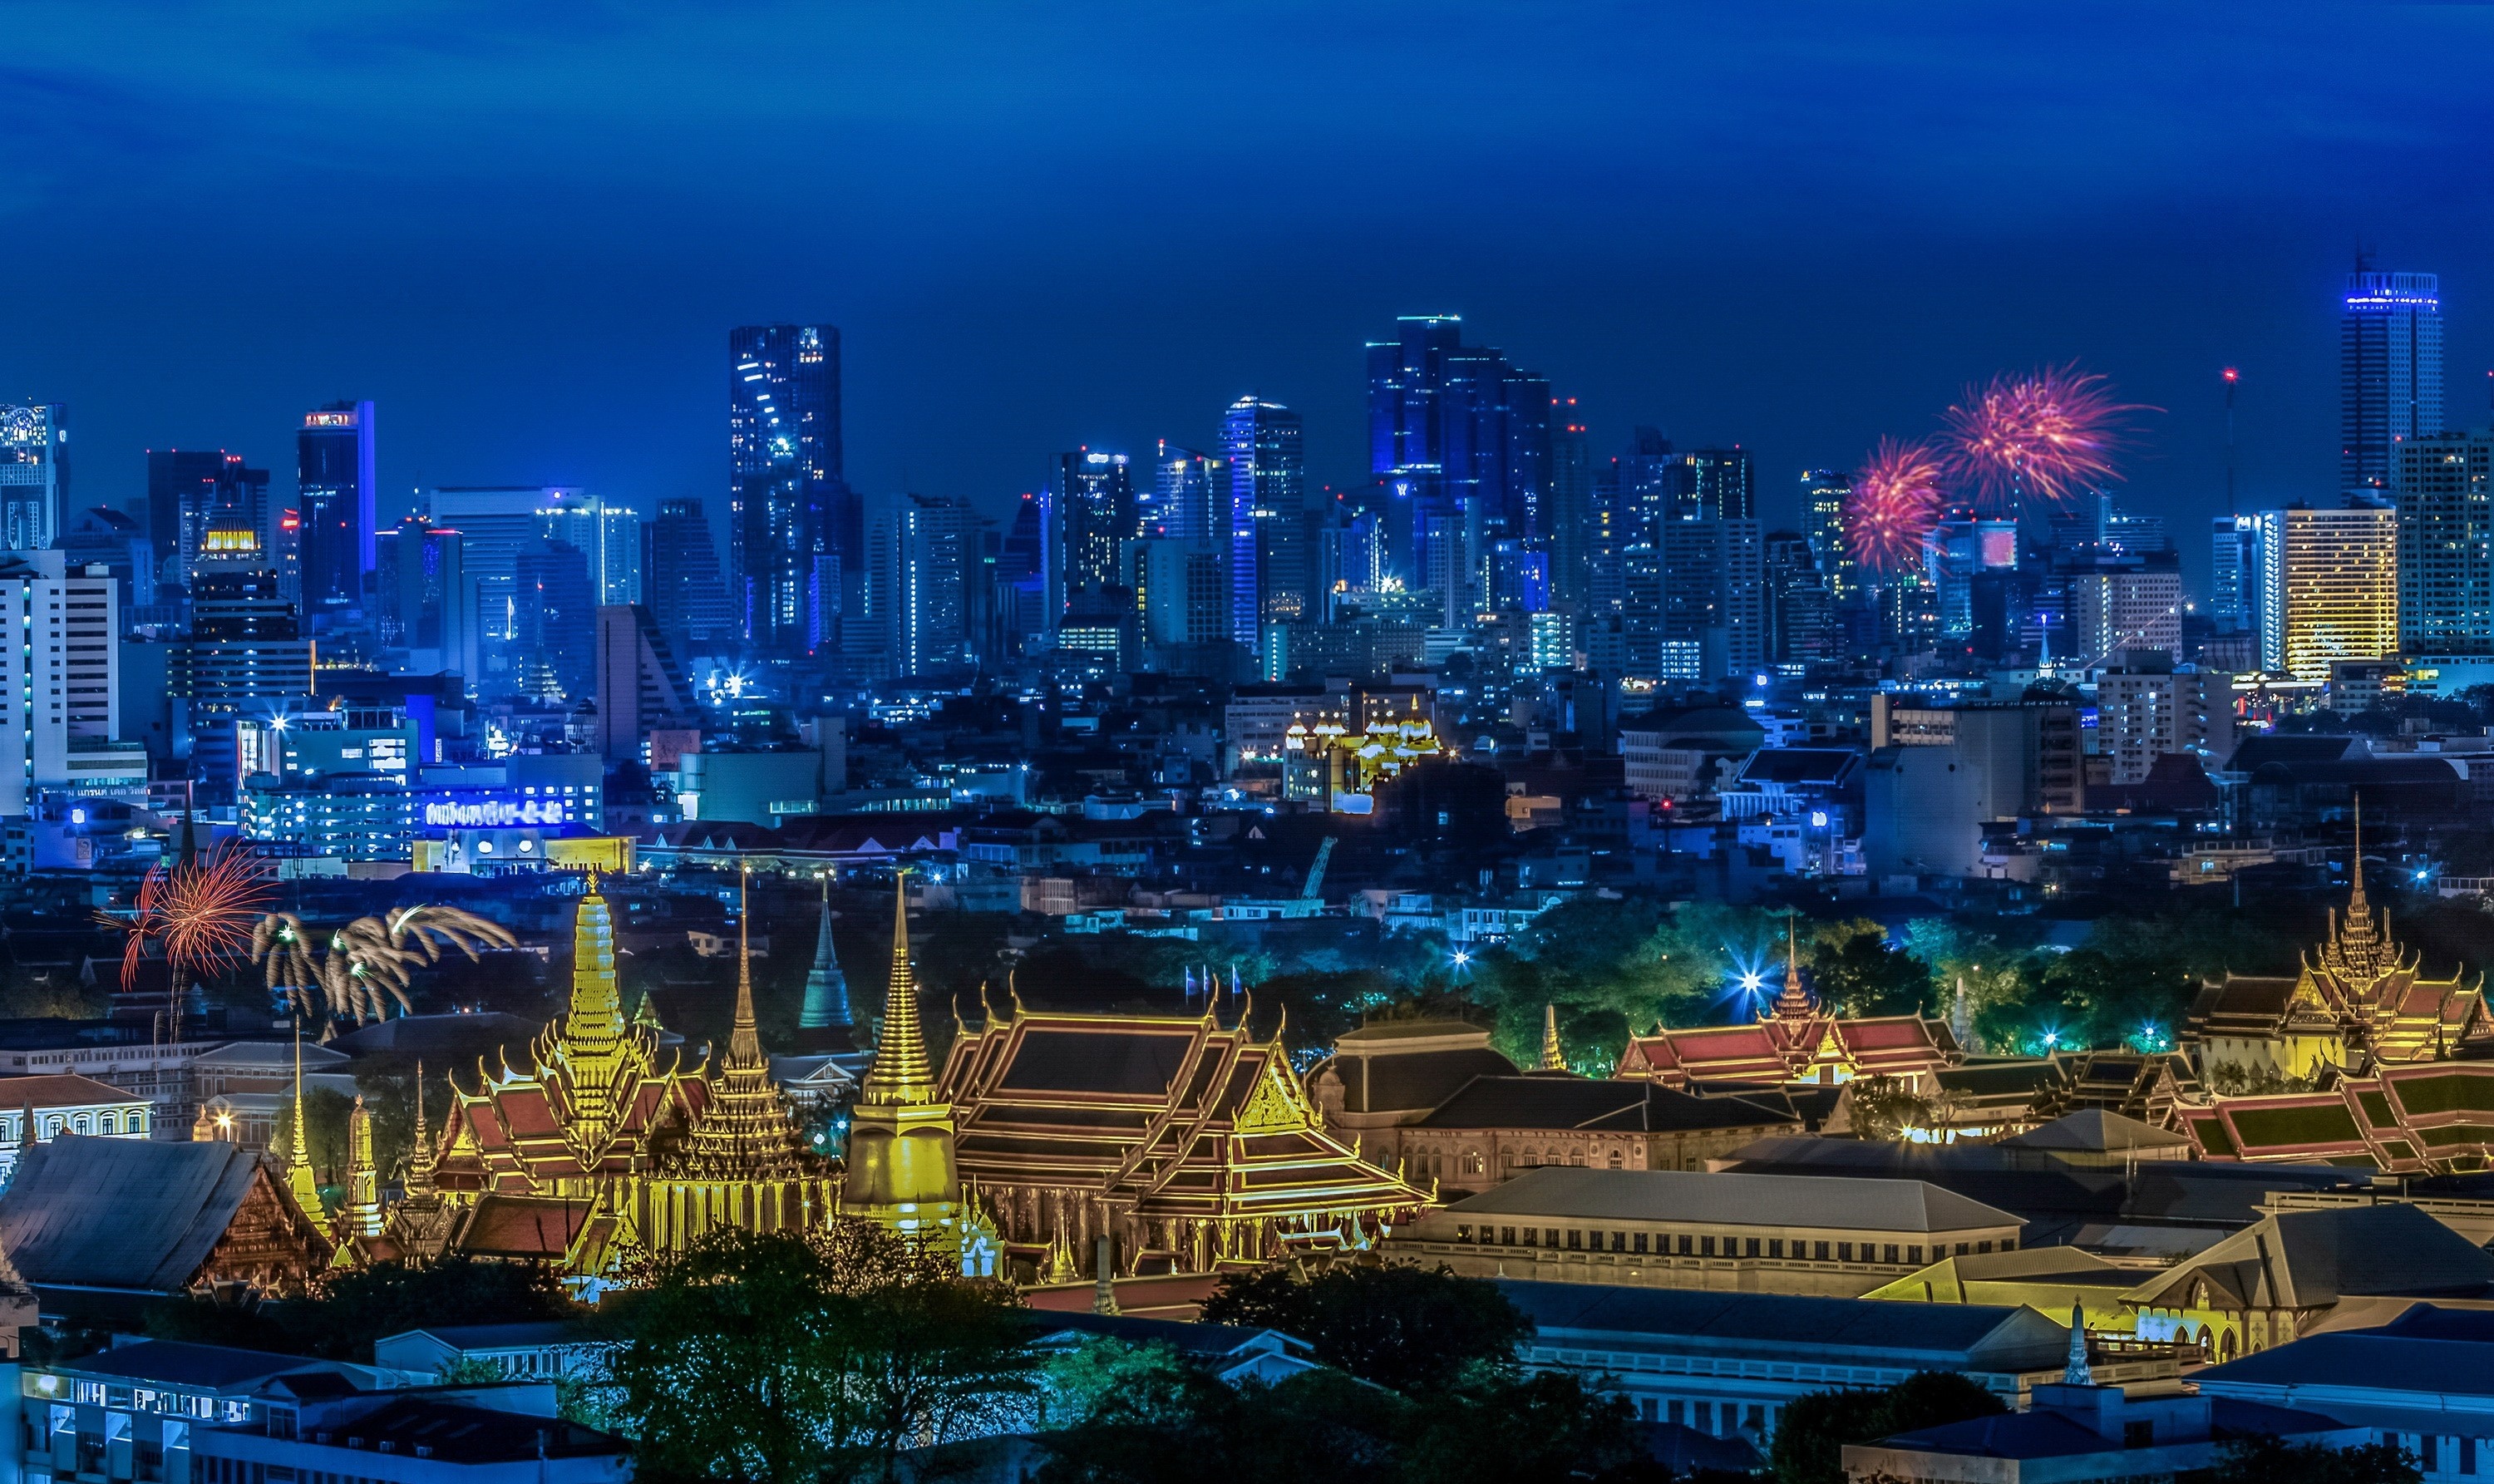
[937,996,1432,1279]
[1614,927,1957,1092]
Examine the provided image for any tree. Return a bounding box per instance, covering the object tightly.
[147,1257,577,1361]
[1836,1074,1938,1141]
[1770,1371,2004,1484]
[1806,920,1931,1018]
[2209,1436,2418,1484]
[609,1222,1033,1484]
[1196,1264,1531,1394]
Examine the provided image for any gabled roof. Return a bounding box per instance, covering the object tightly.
[0,1073,152,1108]
[1999,1108,2195,1156]
[2123,1205,2494,1312]
[1443,1166,2019,1234]
[1417,1076,1796,1135]
[2196,1331,2494,1400]
[1500,1279,2065,1370]
[0,1136,317,1293]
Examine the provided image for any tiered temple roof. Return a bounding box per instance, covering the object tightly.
[2179,1062,2494,1173]
[1614,928,1957,1092]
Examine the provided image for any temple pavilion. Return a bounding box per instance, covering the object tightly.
[1613,929,1957,1092]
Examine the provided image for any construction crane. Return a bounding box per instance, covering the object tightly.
[1301,837,1338,902]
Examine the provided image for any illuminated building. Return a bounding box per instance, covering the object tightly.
[2183,811,2483,1084]
[642,499,737,648]
[1366,316,1550,596]
[2343,269,2442,499]
[937,998,1431,1278]
[1546,407,1592,613]
[1048,449,1135,620]
[179,525,313,794]
[2063,550,2182,668]
[1132,540,1227,648]
[1280,704,1446,812]
[1801,470,1856,601]
[0,403,67,554]
[377,517,469,676]
[1222,396,1308,635]
[297,402,374,623]
[1614,932,1956,1093]
[730,325,848,653]
[1762,530,1834,665]
[536,491,643,607]
[2209,514,2262,636]
[1146,444,1222,540]
[407,880,836,1272]
[147,450,268,584]
[0,552,141,821]
[2393,429,2494,654]
[2254,505,2398,681]
[510,539,597,701]
[2092,656,2234,786]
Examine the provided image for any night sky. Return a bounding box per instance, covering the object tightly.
[12,5,2494,594]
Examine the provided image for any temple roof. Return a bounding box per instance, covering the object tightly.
[1447,1165,2020,1234]
[0,1136,323,1292]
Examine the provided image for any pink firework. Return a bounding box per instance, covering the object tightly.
[1940,363,2147,514]
[1846,437,1945,574]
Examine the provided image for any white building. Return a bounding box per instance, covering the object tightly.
[2093,659,2236,786]
[0,552,143,824]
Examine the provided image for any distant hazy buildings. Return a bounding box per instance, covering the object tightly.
[146,450,268,586]
[0,405,67,555]
[2343,270,2442,500]
[1222,395,1308,640]
[729,324,847,653]
[643,499,736,649]
[296,401,374,623]
[1367,315,1550,609]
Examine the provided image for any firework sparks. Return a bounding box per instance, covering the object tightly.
[113,844,272,991]
[1846,437,1946,573]
[1940,363,2147,514]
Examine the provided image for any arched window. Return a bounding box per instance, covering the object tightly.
[97,1113,116,1134]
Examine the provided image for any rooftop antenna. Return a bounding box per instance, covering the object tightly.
[2221,367,2240,516]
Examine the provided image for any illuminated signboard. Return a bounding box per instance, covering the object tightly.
[303,412,359,428]
[423,798,569,827]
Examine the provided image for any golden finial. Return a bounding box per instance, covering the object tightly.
[1008,967,1026,1018]
[1540,1003,1565,1071]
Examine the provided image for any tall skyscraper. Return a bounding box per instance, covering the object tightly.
[1047,450,1134,619]
[0,405,67,555]
[1545,404,1592,614]
[1800,471,1856,602]
[896,494,979,676]
[538,491,642,606]
[1657,519,1765,678]
[1683,448,1755,521]
[297,401,374,621]
[594,604,693,761]
[1221,396,1307,641]
[2210,515,2264,634]
[146,450,267,585]
[378,515,470,677]
[2393,430,2494,654]
[426,486,579,693]
[729,325,847,652]
[1148,445,1223,541]
[0,551,121,817]
[643,500,737,648]
[511,540,597,701]
[1763,530,1835,665]
[2343,270,2443,499]
[2256,505,2398,680]
[1365,316,1550,594]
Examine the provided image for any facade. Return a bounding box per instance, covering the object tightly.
[0,553,140,818]
[509,540,596,701]
[1398,1166,2023,1298]
[0,403,68,554]
[1658,519,1766,679]
[1048,450,1134,621]
[2092,659,2234,786]
[1386,1076,1802,1195]
[729,324,847,652]
[2210,512,2263,635]
[2395,428,2494,654]
[1800,469,1856,601]
[1614,950,1957,1093]
[0,1073,155,1181]
[2196,1305,2494,1482]
[1846,1379,2362,1483]
[591,604,693,761]
[2344,269,2443,500]
[1221,397,1308,636]
[0,1136,331,1300]
[2256,505,2398,681]
[295,402,374,624]
[1133,540,1227,649]
[377,518,469,677]
[2063,552,2182,667]
[1365,315,1550,602]
[535,491,640,607]
[641,498,736,648]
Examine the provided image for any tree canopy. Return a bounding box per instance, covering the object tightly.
[1197,1263,1534,1393]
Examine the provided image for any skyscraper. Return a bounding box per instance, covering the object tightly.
[1148,445,1223,541]
[1047,450,1134,619]
[594,604,694,760]
[1365,316,1550,596]
[1683,448,1755,521]
[896,494,979,676]
[729,324,846,652]
[538,491,642,606]
[1221,396,1307,640]
[0,405,67,555]
[2256,505,2398,680]
[0,551,121,818]
[146,450,267,585]
[2343,270,2442,499]
[1800,471,1856,602]
[379,516,470,677]
[2393,430,2494,654]
[2210,515,2264,634]
[1545,404,1593,614]
[643,500,737,649]
[1763,530,1835,665]
[297,401,374,621]
[512,540,598,701]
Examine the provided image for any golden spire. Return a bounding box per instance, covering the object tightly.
[287,1027,321,1216]
[1772,914,1816,1021]
[680,865,810,1176]
[727,865,765,1074]
[2349,793,2368,917]
[1539,1004,1565,1072]
[407,1060,436,1197]
[860,873,934,1107]
[343,1095,382,1237]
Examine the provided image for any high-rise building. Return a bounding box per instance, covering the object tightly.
[1147,445,1223,541]
[538,492,642,607]
[0,551,126,817]
[729,325,847,652]
[2094,653,2235,786]
[511,540,598,701]
[179,525,312,793]
[593,604,694,761]
[377,517,470,677]
[1222,396,1307,638]
[1922,515,2019,640]
[1047,450,1134,620]
[145,450,267,586]
[2343,271,2443,500]
[1658,519,1766,678]
[641,500,735,651]
[1801,471,1856,601]
[1683,448,1755,522]
[896,494,979,676]
[2256,505,2399,681]
[1132,540,1228,648]
[296,402,374,621]
[2210,515,2264,634]
[2063,550,2183,668]
[1365,316,1550,593]
[1763,530,1835,666]
[1545,405,1593,614]
[2393,430,2494,655]
[0,406,67,555]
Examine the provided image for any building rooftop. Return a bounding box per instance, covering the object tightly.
[1498,1279,2065,1369]
[1417,1077,1796,1134]
[67,1340,338,1390]
[1444,1166,2019,1234]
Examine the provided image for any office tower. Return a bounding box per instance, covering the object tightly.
[2102,500,2169,555]
[729,324,847,651]
[511,540,597,701]
[1546,406,1592,613]
[897,494,979,675]
[379,515,470,676]
[2095,653,2235,786]
[146,450,266,584]
[1133,540,1228,648]
[1684,448,1755,521]
[2394,430,2494,654]
[2063,553,2183,668]
[1609,426,1683,545]
[2210,515,2263,634]
[296,402,374,620]
[1800,471,1856,601]
[1763,530,1835,666]
[594,604,694,760]
[538,491,642,605]
[0,551,121,816]
[1365,316,1550,590]
[643,500,737,649]
[180,526,311,793]
[1047,449,1134,619]
[1921,515,2019,639]
[1223,396,1308,637]
[60,509,154,614]
[0,405,67,554]
[1317,509,1386,613]
[2343,271,2443,499]
[1657,519,1765,678]
[988,492,1048,659]
[2255,505,2398,680]
[1147,444,1223,540]
[1486,540,1550,614]
[422,486,587,691]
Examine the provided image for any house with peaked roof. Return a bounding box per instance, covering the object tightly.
[1392,1165,2023,1297]
[1614,954,1957,1093]
[1306,1019,1519,1166]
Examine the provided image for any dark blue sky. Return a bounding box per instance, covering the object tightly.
[12,4,2494,594]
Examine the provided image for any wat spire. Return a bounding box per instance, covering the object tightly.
[407,1062,437,1198]
[1538,1005,1566,1072]
[683,866,811,1176]
[860,875,935,1107]
[343,1096,382,1238]
[799,878,855,1041]
[286,1030,322,1217]
[1771,915,1815,1021]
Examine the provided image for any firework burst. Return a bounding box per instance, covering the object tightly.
[1940,363,2147,514]
[1846,437,1946,574]
[112,843,273,992]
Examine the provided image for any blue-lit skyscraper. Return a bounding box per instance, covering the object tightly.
[729,324,847,652]
[1221,396,1307,643]
[2343,270,2442,500]
[1047,449,1134,619]
[1365,316,1550,604]
[296,401,374,624]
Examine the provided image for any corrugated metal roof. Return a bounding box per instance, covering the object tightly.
[0,1136,267,1292]
[1445,1165,2019,1233]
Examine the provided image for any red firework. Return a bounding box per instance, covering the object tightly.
[1846,437,1946,574]
[114,844,271,991]
[1939,363,2148,514]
